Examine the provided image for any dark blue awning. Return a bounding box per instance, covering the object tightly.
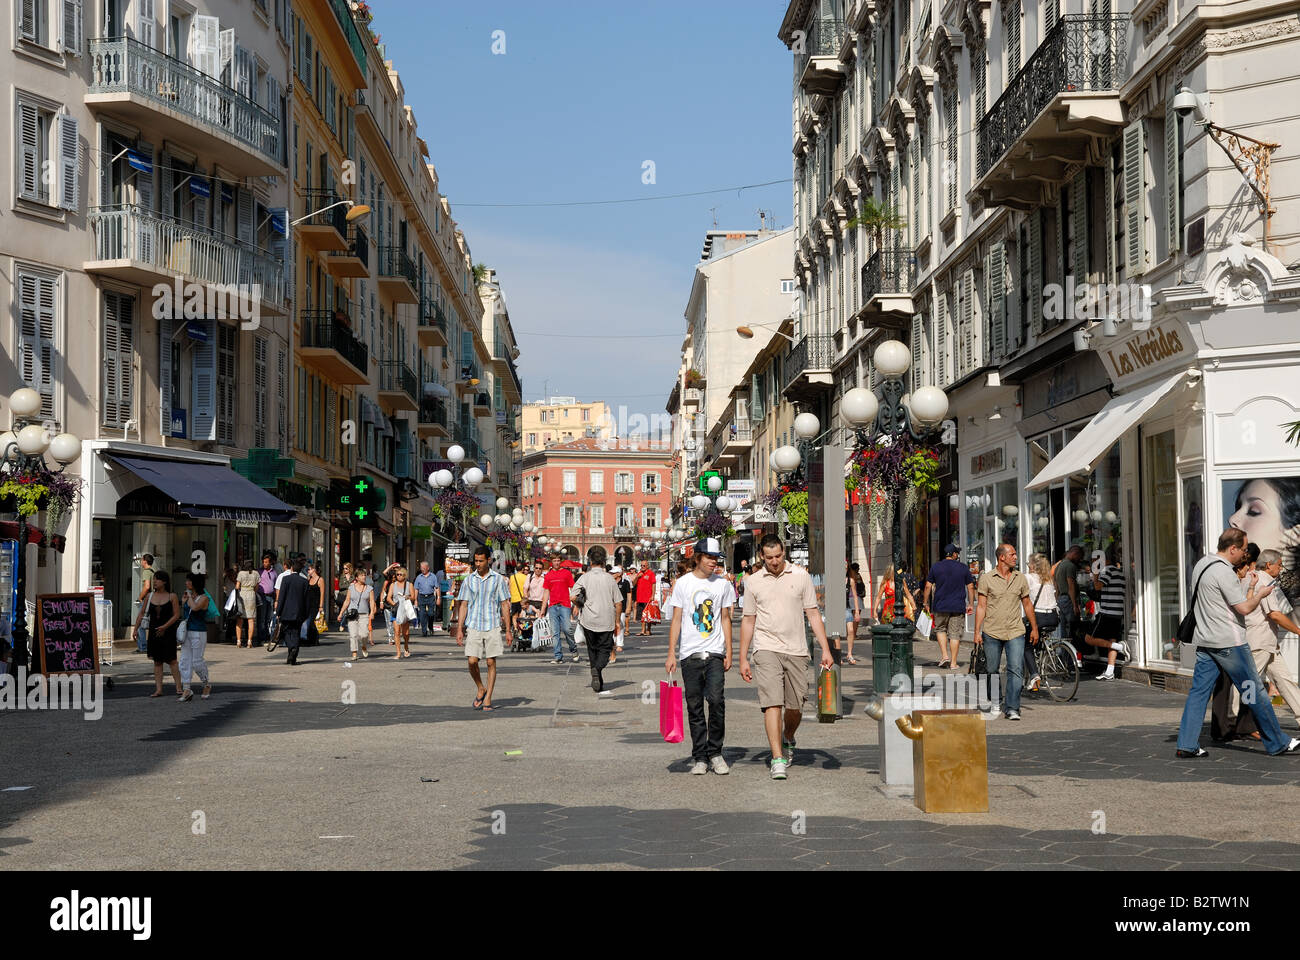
[108,455,296,523]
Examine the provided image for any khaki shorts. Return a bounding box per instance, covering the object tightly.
[465,628,503,660]
[934,612,965,642]
[752,649,809,712]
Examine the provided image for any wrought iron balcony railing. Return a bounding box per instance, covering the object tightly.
[378,245,418,287]
[419,298,448,332]
[301,191,348,233]
[379,361,417,401]
[344,224,369,267]
[88,37,280,168]
[419,398,447,427]
[861,248,918,301]
[782,335,836,392]
[794,18,845,80]
[976,15,1130,178]
[299,310,367,373]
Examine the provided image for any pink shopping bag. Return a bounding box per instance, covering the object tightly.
[659,678,684,743]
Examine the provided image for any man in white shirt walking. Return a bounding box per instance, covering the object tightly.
[666,539,735,775]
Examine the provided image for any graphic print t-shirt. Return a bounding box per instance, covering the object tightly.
[671,573,737,658]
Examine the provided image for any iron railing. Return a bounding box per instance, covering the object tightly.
[327,0,368,72]
[343,224,369,267]
[301,191,348,233]
[977,15,1130,177]
[378,245,418,288]
[727,420,754,444]
[419,297,448,335]
[473,392,492,409]
[419,398,447,427]
[861,248,918,300]
[88,204,284,304]
[794,18,845,79]
[299,310,367,373]
[379,361,417,402]
[88,37,281,168]
[783,335,837,392]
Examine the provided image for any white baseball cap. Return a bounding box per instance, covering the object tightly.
[610,565,623,574]
[694,538,723,557]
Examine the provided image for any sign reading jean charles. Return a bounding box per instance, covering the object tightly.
[1223,477,1300,612]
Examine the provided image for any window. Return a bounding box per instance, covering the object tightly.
[1004,0,1022,79]
[944,86,958,212]
[215,324,235,444]
[590,471,604,493]
[562,504,579,529]
[102,290,133,428]
[615,471,633,494]
[16,95,78,209]
[296,366,306,450]
[527,432,536,446]
[643,506,659,528]
[642,473,659,494]
[617,505,633,528]
[563,408,569,418]
[16,266,59,421]
[582,408,590,422]
[781,279,797,294]
[562,470,576,493]
[590,505,604,529]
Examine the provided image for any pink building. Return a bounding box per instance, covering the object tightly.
[521,438,673,565]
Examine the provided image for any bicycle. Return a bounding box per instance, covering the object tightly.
[1028,635,1080,702]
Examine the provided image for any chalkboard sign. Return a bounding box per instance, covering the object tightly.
[36,592,100,677]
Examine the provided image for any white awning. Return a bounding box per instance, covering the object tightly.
[1026,372,1184,491]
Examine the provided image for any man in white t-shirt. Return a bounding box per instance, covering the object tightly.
[666,539,736,776]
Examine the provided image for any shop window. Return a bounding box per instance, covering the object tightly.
[1144,430,1179,661]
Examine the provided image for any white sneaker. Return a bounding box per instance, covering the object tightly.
[1006,709,1021,721]
[1282,738,1300,755]
[709,755,729,775]
[1111,640,1129,661]
[596,690,614,698]
[1095,672,1115,681]
[690,761,708,775]
[770,758,788,780]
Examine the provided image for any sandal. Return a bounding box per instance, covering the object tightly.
[351,654,358,661]
[845,656,858,664]
[481,703,495,711]
[472,693,485,710]
[201,684,212,700]
[149,690,164,698]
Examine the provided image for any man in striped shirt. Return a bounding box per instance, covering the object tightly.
[1086,543,1129,681]
[455,546,513,711]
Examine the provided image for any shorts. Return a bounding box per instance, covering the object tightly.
[1090,614,1124,642]
[510,601,522,617]
[465,628,503,660]
[751,649,809,712]
[933,611,965,641]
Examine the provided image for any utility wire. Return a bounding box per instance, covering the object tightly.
[455,178,792,208]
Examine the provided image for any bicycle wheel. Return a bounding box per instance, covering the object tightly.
[1040,640,1079,702]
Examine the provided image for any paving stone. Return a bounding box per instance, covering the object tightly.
[1062,856,1178,870]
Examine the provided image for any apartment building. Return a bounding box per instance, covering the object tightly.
[3,0,296,630]
[477,267,523,503]
[520,397,613,453]
[779,0,1300,678]
[520,438,672,567]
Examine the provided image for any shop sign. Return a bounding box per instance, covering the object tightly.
[170,408,187,439]
[1098,318,1195,389]
[969,447,1004,478]
[117,486,180,518]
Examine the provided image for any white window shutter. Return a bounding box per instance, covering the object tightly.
[961,268,975,375]
[1105,148,1117,282]
[57,114,79,211]
[103,296,121,427]
[193,15,220,78]
[1166,91,1181,253]
[936,289,948,387]
[137,0,154,48]
[910,313,923,389]
[60,0,83,55]
[236,46,253,99]
[219,29,234,83]
[18,273,56,419]
[17,102,40,201]
[1123,120,1146,276]
[1045,0,1058,34]
[19,0,37,41]
[989,242,1006,360]
[1028,208,1043,335]
[191,320,217,440]
[236,188,254,246]
[159,315,173,437]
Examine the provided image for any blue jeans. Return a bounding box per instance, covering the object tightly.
[1057,596,1075,642]
[417,594,438,635]
[136,624,148,653]
[549,604,576,658]
[1177,645,1290,754]
[981,632,1025,713]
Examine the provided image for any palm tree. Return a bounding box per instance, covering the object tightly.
[846,197,907,254]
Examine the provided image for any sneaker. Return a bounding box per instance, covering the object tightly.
[1026,675,1041,692]
[770,758,788,780]
[690,761,708,775]
[571,654,582,662]
[1111,640,1129,661]
[1006,709,1021,721]
[709,756,730,775]
[1176,747,1209,758]
[596,690,614,698]
[1274,738,1300,756]
[1095,672,1115,681]
[783,741,796,764]
[552,658,564,664]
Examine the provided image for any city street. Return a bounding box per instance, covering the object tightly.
[5,626,1300,871]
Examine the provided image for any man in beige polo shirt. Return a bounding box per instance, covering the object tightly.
[973,542,1038,721]
[739,534,835,780]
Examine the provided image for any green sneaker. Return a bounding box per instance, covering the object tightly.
[783,741,796,764]
[770,757,788,780]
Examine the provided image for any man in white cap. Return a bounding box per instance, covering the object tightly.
[666,538,736,774]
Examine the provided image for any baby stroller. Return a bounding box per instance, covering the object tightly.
[513,606,539,653]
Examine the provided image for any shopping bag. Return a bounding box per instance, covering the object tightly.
[532,615,554,650]
[659,678,684,743]
[642,600,661,623]
[915,610,933,639]
[817,666,840,723]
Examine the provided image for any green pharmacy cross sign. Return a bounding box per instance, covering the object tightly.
[232,448,296,489]
[335,476,387,527]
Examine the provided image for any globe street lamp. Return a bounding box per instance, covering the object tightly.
[843,340,950,693]
[3,388,82,676]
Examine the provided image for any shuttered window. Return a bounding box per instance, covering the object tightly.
[1123,120,1147,277]
[1005,0,1022,78]
[296,366,307,451]
[253,337,267,447]
[215,323,235,444]
[17,268,59,421]
[944,86,958,212]
[1166,88,1183,255]
[1028,208,1044,334]
[16,98,55,205]
[103,291,134,428]
[988,242,1006,361]
[935,288,949,387]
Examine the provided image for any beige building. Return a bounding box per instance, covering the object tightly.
[520,398,613,453]
[477,267,523,501]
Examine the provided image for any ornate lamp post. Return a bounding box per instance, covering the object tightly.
[841,340,950,694]
[2,388,83,676]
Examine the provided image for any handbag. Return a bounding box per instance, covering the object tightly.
[659,677,685,743]
[817,666,840,723]
[1176,561,1220,647]
[969,641,990,677]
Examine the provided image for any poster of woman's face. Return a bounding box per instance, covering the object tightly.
[1223,477,1300,607]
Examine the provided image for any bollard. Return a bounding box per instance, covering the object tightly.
[890,619,915,692]
[871,624,892,696]
[864,692,943,785]
[896,709,988,813]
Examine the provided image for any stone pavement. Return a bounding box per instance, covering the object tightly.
[4,623,1300,870]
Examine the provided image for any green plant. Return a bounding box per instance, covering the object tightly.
[472,262,489,284]
[780,490,809,526]
[685,368,704,388]
[0,478,49,517]
[846,197,907,252]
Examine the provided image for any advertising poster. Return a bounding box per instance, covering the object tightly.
[1222,476,1300,610]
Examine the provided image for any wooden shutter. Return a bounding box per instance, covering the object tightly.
[57,114,78,211]
[103,292,132,427]
[60,0,82,54]
[910,138,920,247]
[1071,169,1089,281]
[1028,208,1043,335]
[277,345,287,454]
[236,188,254,246]
[1045,0,1058,34]
[137,0,154,47]
[17,102,40,201]
[159,315,173,436]
[935,289,949,387]
[135,141,155,263]
[159,152,174,220]
[219,29,234,82]
[989,242,1006,360]
[192,175,208,231]
[326,388,337,463]
[18,272,57,419]
[217,324,235,444]
[191,320,217,440]
[910,313,924,389]
[236,46,253,100]
[1123,120,1146,276]
[192,15,219,78]
[1166,90,1181,253]
[19,0,37,41]
[1005,1,1021,75]
[961,267,975,374]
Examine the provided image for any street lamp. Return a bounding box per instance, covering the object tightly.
[3,388,82,676]
[842,339,950,693]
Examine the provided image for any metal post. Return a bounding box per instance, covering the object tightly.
[9,514,29,677]
[822,443,845,717]
[889,488,914,692]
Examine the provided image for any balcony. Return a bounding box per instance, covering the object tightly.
[723,419,754,459]
[782,334,836,400]
[795,18,846,97]
[378,246,419,303]
[299,310,368,384]
[974,15,1130,210]
[472,392,493,417]
[323,224,370,278]
[859,248,917,325]
[86,37,282,178]
[86,204,285,315]
[298,191,348,253]
[457,357,483,394]
[417,398,450,439]
[683,387,703,408]
[417,298,449,348]
[377,361,419,413]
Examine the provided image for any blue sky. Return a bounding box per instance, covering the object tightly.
[378,0,791,425]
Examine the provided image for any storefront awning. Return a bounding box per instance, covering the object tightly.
[108,455,296,523]
[1026,372,1184,491]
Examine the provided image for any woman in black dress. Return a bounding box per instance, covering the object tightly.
[303,563,324,646]
[133,569,182,697]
